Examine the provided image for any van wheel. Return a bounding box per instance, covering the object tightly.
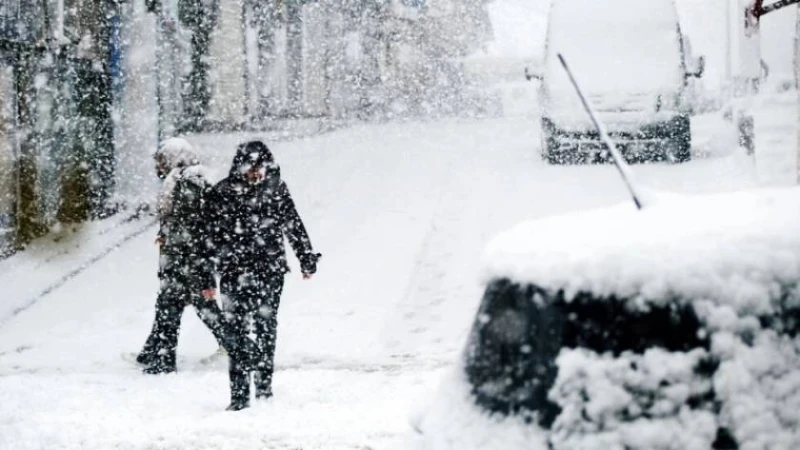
[542,135,564,164]
[541,118,567,165]
[664,139,691,163]
[544,148,564,165]
[664,116,691,163]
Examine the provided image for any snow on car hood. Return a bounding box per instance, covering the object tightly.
[483,187,800,317]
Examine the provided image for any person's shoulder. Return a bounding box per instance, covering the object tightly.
[277,180,290,195]
[272,180,291,201]
[210,176,235,194]
[181,165,218,188]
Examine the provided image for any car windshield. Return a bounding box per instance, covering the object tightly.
[463,279,707,426]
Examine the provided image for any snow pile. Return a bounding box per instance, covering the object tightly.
[418,334,800,449]
[711,328,800,448]
[412,368,549,450]
[484,187,800,316]
[549,348,717,450]
[546,311,800,449]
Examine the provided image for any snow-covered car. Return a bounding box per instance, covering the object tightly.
[412,187,800,449]
[539,0,704,164]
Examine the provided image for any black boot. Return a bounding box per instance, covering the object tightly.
[142,364,176,375]
[254,391,272,402]
[136,351,154,366]
[254,370,273,401]
[254,386,272,401]
[225,398,250,411]
[143,348,176,375]
[228,366,251,411]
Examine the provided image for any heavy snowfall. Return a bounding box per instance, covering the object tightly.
[1,0,800,449]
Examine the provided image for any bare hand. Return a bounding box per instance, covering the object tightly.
[202,288,217,300]
[155,236,165,246]
[303,273,313,280]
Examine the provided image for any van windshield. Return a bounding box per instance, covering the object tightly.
[545,0,683,96]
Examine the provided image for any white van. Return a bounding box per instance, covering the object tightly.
[539,0,704,164]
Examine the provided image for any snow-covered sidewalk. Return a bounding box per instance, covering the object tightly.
[0,211,157,327]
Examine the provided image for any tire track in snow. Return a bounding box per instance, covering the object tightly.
[381,150,479,361]
[381,118,546,361]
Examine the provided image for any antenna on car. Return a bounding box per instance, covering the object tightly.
[557,54,645,210]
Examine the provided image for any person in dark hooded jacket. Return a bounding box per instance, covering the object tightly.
[206,140,320,411]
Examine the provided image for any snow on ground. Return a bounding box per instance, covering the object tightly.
[754,91,799,185]
[0,112,787,448]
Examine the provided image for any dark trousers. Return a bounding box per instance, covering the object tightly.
[139,276,228,371]
[222,273,285,403]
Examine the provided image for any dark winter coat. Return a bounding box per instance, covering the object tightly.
[206,143,319,280]
[155,141,217,291]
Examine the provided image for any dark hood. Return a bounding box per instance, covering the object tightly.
[230,140,276,179]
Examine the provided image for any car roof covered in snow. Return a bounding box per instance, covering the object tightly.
[483,187,800,316]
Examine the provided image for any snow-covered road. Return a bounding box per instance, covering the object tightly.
[0,116,763,449]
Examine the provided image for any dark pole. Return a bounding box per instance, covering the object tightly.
[152,0,164,142]
[180,0,217,132]
[251,0,279,119]
[286,0,303,117]
[241,3,251,123]
[86,0,116,218]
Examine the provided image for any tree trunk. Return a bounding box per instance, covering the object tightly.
[63,0,116,218]
[14,49,48,243]
[181,0,217,132]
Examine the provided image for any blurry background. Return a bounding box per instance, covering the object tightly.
[0,0,796,253]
